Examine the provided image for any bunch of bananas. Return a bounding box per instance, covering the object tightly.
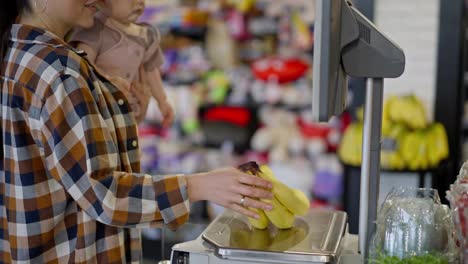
[400,123,449,170]
[338,95,449,171]
[238,162,310,229]
[338,123,363,167]
[387,95,427,130]
[380,123,408,170]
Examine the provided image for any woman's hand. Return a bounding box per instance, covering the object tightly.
[187,168,274,219]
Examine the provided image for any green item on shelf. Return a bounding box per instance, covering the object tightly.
[182,119,199,134]
[204,70,230,104]
[210,86,229,104]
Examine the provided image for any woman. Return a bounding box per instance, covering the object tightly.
[0,1,273,263]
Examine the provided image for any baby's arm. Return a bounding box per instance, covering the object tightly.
[147,68,167,104]
[141,25,174,127]
[144,67,174,128]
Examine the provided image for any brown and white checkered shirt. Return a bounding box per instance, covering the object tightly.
[0,24,190,263]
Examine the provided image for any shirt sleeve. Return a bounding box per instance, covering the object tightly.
[39,73,190,230]
[143,25,165,71]
[69,19,104,55]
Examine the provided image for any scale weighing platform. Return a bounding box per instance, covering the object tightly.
[170,210,362,263]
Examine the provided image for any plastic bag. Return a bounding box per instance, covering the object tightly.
[370,187,458,263]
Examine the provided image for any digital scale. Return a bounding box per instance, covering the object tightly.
[170,210,362,264]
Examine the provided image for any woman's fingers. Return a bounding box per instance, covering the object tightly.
[229,195,272,211]
[228,203,260,219]
[238,173,273,189]
[233,184,273,200]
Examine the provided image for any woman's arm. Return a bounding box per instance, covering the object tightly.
[41,74,273,230]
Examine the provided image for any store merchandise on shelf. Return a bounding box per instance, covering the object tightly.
[339,94,449,171]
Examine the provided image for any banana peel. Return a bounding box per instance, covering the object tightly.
[401,130,429,170]
[400,124,448,171]
[242,169,270,229]
[381,123,408,170]
[248,208,269,229]
[259,165,309,216]
[340,95,445,171]
[338,122,363,166]
[263,197,295,229]
[406,95,427,130]
[427,123,449,166]
[388,95,427,130]
[238,162,309,229]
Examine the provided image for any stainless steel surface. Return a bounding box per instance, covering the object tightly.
[202,210,347,263]
[171,233,362,264]
[359,78,383,261]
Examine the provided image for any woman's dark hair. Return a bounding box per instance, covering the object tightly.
[1,1,30,162]
[0,0,30,62]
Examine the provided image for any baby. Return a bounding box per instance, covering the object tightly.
[71,0,174,126]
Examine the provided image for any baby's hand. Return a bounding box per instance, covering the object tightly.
[158,100,174,128]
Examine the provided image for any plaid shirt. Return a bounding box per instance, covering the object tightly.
[0,24,190,263]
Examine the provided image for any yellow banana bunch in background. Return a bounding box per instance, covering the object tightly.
[388,95,427,130]
[427,123,449,167]
[400,123,449,170]
[338,95,449,171]
[338,122,363,166]
[381,123,408,170]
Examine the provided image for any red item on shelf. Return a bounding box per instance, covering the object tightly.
[340,111,352,133]
[310,199,341,211]
[203,106,251,127]
[227,9,250,41]
[138,124,167,138]
[297,117,344,152]
[297,118,331,138]
[251,57,309,84]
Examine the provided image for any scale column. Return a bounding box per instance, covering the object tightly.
[359,78,384,261]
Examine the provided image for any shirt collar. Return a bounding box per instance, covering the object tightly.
[10,24,85,55]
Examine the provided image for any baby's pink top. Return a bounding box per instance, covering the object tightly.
[70,13,165,84]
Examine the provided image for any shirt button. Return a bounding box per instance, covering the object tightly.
[118,99,124,106]
[132,140,138,148]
